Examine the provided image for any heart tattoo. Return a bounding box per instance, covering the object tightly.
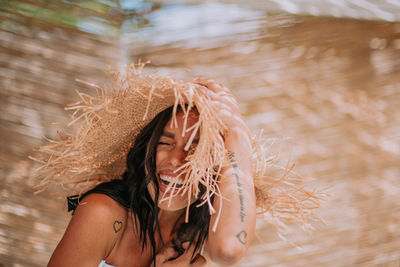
[236,230,247,245]
[113,220,123,233]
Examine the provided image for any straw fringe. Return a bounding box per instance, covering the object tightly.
[252,135,327,230]
[30,62,325,232]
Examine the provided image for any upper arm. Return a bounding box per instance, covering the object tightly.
[48,194,127,267]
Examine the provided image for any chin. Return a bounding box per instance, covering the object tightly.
[147,181,192,211]
[158,200,188,211]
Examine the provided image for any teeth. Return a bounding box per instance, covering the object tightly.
[159,174,184,185]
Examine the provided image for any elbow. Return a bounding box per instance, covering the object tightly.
[208,237,249,266]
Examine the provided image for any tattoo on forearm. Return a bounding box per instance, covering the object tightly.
[228,151,246,223]
[113,220,123,233]
[236,230,247,244]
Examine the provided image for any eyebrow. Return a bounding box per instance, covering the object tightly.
[161,131,199,144]
[161,131,174,139]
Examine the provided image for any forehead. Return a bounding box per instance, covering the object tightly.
[166,109,199,129]
[162,110,200,143]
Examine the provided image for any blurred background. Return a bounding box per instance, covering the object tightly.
[1,0,400,266]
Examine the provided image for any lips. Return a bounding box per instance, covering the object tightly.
[158,174,185,194]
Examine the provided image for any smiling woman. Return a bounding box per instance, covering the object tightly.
[49,105,224,266]
[31,62,322,267]
[149,110,200,211]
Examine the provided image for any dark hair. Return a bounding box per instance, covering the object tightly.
[79,106,211,265]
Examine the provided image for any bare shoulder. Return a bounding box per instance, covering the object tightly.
[77,193,127,220]
[48,193,128,266]
[72,193,128,237]
[72,193,128,241]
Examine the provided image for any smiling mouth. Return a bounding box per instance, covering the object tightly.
[159,174,184,189]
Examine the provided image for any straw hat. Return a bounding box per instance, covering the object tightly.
[31,62,325,231]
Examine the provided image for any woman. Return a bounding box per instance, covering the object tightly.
[34,63,256,266]
[32,63,323,266]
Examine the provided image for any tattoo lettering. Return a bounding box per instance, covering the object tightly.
[236,230,247,245]
[228,151,246,222]
[113,220,123,233]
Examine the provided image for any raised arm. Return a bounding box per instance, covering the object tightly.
[193,78,256,266]
[48,194,126,266]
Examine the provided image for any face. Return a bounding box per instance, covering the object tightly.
[147,110,200,212]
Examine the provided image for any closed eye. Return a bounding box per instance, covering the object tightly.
[158,142,171,146]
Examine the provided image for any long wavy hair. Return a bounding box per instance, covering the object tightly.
[81,106,211,265]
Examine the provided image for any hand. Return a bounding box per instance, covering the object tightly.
[151,242,208,267]
[192,77,250,139]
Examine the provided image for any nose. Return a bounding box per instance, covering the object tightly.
[169,146,187,167]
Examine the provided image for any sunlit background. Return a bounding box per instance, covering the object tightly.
[1,0,400,266]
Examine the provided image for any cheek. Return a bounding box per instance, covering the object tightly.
[147,181,156,201]
[155,150,161,166]
[155,149,167,169]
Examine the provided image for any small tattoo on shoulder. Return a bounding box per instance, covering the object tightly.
[236,230,247,245]
[113,220,123,233]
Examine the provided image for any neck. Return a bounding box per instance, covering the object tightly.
[158,208,184,224]
[157,209,185,236]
